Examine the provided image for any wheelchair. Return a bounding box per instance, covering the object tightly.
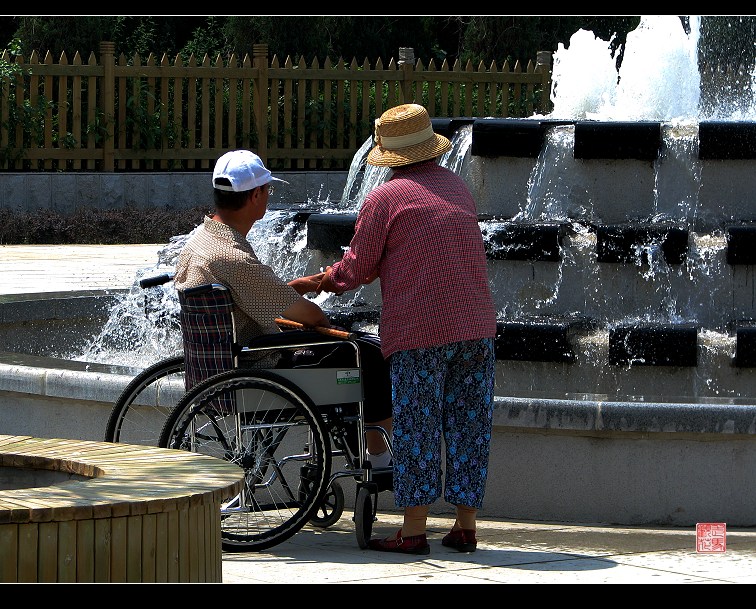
[106,274,394,552]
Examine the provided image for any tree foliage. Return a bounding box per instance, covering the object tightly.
[1,15,753,73]
[0,15,649,65]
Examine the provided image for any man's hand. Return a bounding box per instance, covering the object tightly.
[288,272,325,295]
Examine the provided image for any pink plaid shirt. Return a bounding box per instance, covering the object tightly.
[330,160,497,358]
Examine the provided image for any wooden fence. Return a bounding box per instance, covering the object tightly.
[0,43,553,172]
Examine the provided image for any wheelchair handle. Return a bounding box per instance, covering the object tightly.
[139,273,174,288]
[275,317,357,340]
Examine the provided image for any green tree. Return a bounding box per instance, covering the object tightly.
[458,16,641,66]
[698,16,756,68]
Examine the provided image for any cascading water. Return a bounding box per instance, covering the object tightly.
[74,15,756,403]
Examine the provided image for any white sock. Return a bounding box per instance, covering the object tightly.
[367,449,392,469]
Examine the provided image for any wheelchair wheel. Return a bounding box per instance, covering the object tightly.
[307,480,345,528]
[105,355,185,445]
[354,484,376,549]
[159,369,331,552]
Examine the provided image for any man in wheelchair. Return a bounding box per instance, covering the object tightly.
[173,149,393,464]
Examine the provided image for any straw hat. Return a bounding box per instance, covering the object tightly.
[367,104,451,167]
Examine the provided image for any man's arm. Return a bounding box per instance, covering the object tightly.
[281,296,330,328]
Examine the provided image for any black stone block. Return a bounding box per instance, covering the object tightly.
[268,204,318,224]
[494,320,574,362]
[734,324,756,367]
[471,118,548,158]
[726,226,756,265]
[482,222,563,261]
[699,121,756,160]
[596,224,688,264]
[290,210,317,223]
[431,117,476,139]
[609,324,698,367]
[324,306,381,330]
[573,121,662,160]
[306,213,357,253]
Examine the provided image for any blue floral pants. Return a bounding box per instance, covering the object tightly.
[389,337,495,509]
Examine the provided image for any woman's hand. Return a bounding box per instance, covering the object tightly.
[288,272,326,295]
[316,266,343,295]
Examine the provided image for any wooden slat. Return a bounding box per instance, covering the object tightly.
[270,54,280,159]
[348,58,358,153]
[0,524,18,582]
[187,54,197,170]
[322,56,332,169]
[200,54,210,169]
[141,512,157,582]
[110,517,127,582]
[57,520,76,582]
[145,53,156,171]
[296,55,306,170]
[167,508,179,582]
[0,51,9,161]
[283,55,293,169]
[213,54,223,152]
[172,53,183,162]
[17,523,37,582]
[86,51,97,170]
[93,518,111,583]
[336,58,345,153]
[43,51,54,170]
[13,54,24,168]
[227,53,238,150]
[117,54,128,170]
[38,521,57,582]
[160,54,170,169]
[76,519,95,582]
[154,511,168,583]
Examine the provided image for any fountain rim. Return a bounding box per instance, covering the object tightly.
[2,348,756,439]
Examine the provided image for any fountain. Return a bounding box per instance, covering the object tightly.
[3,15,756,526]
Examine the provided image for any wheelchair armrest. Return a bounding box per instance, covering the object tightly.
[246,329,347,350]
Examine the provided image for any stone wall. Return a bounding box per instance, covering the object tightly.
[0,171,349,213]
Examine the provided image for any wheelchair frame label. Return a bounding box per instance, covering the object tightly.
[336,369,361,384]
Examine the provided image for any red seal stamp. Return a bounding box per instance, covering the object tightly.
[696,523,726,553]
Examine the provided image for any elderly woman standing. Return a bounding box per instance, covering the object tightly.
[316,103,497,555]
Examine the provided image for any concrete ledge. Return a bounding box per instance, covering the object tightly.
[0,435,243,583]
[492,395,756,435]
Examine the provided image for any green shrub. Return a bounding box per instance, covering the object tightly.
[0,205,208,244]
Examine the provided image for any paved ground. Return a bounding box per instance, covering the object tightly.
[222,511,756,584]
[4,243,756,584]
[0,244,162,294]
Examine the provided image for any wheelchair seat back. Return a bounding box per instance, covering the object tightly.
[178,283,236,392]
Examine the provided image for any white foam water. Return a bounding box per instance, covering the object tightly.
[547,15,756,123]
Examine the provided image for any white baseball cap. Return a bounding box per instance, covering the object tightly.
[212,150,289,192]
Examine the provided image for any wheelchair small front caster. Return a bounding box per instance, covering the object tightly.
[354,482,378,549]
[309,480,345,528]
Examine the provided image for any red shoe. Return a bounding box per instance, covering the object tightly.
[367,529,430,555]
[442,528,477,552]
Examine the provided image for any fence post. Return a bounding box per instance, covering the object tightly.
[536,50,553,115]
[398,47,415,104]
[99,41,115,172]
[253,43,268,164]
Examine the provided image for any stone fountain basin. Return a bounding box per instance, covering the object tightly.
[2,291,756,527]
